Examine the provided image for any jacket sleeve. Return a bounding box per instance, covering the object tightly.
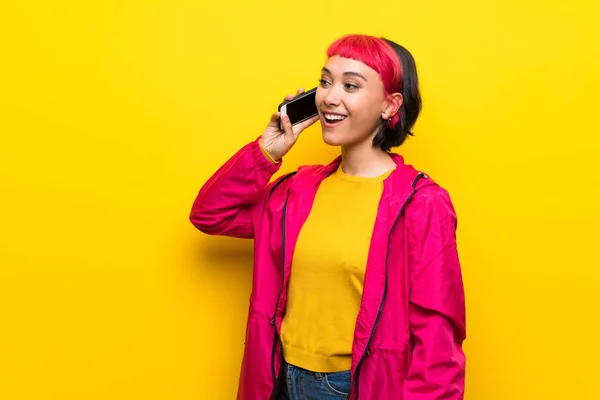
[189,137,282,239]
[403,187,466,400]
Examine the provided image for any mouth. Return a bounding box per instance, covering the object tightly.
[322,112,348,127]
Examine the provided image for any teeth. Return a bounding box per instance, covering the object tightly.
[324,113,347,121]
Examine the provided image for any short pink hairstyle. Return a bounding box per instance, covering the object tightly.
[326,34,405,128]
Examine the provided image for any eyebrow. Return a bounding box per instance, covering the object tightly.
[321,67,368,82]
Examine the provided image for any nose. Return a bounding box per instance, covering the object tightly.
[322,85,342,107]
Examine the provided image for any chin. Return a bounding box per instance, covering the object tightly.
[321,130,346,147]
[322,130,370,148]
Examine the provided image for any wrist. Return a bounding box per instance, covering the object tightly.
[258,140,281,164]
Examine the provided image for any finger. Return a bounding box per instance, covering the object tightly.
[270,111,281,122]
[267,111,282,128]
[283,88,305,102]
[294,114,320,135]
[280,113,295,141]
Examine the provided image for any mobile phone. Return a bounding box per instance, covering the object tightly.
[278,87,318,131]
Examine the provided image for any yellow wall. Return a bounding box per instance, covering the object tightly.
[1,1,598,399]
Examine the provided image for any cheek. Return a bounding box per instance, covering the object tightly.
[315,89,325,108]
[348,97,382,126]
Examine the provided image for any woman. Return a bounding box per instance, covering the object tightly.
[190,34,466,400]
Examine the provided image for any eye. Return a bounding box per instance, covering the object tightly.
[319,78,331,87]
[344,83,359,91]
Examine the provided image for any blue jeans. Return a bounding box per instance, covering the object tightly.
[277,360,351,400]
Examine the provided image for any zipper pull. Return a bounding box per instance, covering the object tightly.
[412,172,426,188]
[270,317,276,326]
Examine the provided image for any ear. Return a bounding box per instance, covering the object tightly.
[382,92,403,120]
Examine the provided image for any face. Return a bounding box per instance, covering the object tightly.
[316,56,389,148]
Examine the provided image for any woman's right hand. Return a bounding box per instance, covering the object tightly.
[259,88,320,162]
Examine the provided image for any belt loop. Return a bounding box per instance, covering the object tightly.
[315,372,323,381]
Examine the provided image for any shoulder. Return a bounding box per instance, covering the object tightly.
[406,178,458,229]
[389,155,455,214]
[413,183,455,211]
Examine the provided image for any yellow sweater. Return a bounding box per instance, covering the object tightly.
[280,165,392,373]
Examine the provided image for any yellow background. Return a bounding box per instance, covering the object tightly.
[1,1,599,399]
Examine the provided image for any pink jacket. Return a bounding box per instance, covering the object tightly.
[190,138,466,399]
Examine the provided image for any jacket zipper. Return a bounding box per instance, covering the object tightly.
[353,173,424,399]
[269,189,291,399]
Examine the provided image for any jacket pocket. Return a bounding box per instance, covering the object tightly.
[355,343,411,398]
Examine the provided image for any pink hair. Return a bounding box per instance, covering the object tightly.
[326,34,404,128]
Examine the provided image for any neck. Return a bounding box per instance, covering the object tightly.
[340,138,396,178]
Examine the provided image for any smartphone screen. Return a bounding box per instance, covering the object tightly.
[280,88,318,127]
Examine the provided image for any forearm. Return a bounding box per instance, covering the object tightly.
[403,303,466,400]
[189,137,281,237]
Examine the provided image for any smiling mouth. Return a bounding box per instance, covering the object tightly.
[323,113,347,124]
